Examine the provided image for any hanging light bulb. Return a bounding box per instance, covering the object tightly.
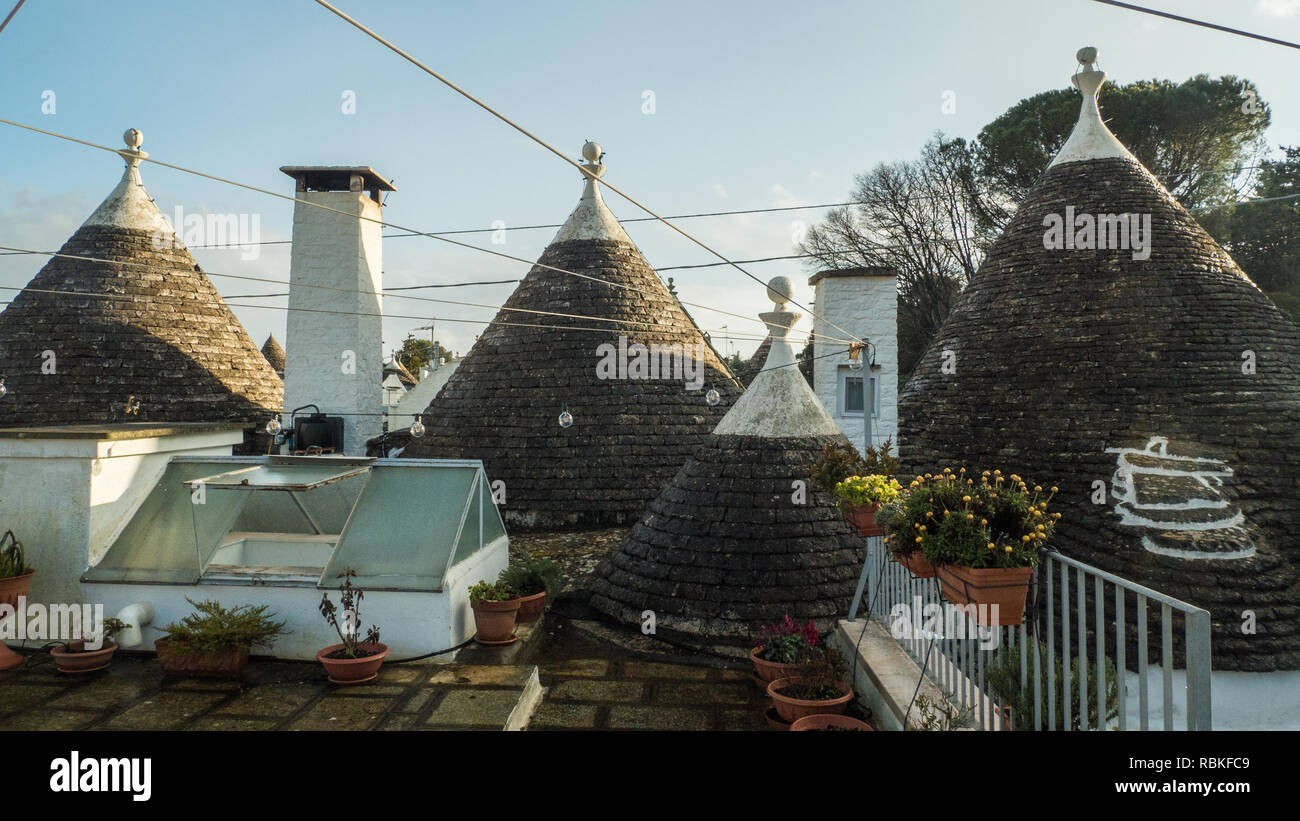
[265,417,282,435]
[0,378,7,398]
[705,388,721,406]
[847,341,865,371]
[558,410,574,429]
[410,415,426,438]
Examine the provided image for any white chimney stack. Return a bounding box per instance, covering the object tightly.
[280,166,394,455]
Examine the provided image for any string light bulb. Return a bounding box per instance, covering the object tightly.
[847,341,866,371]
[265,417,282,435]
[410,415,426,438]
[558,409,574,429]
[705,388,721,406]
[0,378,7,398]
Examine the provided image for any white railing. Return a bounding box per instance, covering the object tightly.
[846,537,1213,730]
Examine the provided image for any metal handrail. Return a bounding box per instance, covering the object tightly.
[847,539,1213,731]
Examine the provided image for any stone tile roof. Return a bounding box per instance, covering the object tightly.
[261,333,286,377]
[589,433,865,647]
[898,58,1300,670]
[0,151,283,430]
[400,180,742,530]
[590,284,863,648]
[383,356,416,388]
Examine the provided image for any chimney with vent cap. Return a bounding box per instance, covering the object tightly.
[280,166,394,455]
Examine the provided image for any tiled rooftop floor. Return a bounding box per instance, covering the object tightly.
[0,653,537,731]
[530,657,770,730]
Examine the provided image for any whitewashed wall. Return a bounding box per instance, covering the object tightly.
[810,272,899,457]
[0,426,243,610]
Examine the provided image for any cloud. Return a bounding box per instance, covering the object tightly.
[713,183,728,199]
[1256,0,1300,16]
[768,183,807,209]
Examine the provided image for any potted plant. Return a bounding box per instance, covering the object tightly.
[790,714,874,731]
[0,530,34,671]
[317,569,389,684]
[808,439,901,537]
[468,580,520,645]
[877,495,934,578]
[155,598,285,678]
[910,692,974,731]
[834,474,902,538]
[499,558,561,623]
[893,468,1059,625]
[766,645,855,725]
[984,639,1119,731]
[49,617,129,674]
[750,614,820,684]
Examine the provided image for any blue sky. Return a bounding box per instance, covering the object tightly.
[1,0,1298,360]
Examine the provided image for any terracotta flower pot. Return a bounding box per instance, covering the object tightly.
[515,591,547,623]
[471,597,521,644]
[0,569,35,672]
[316,642,390,684]
[51,642,118,674]
[895,551,936,579]
[791,714,874,731]
[749,645,800,684]
[843,503,884,538]
[0,569,34,603]
[154,637,251,679]
[766,677,854,724]
[764,706,792,731]
[936,564,1033,626]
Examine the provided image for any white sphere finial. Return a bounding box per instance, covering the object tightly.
[123,128,143,151]
[1076,46,1098,67]
[766,275,794,308]
[582,141,602,164]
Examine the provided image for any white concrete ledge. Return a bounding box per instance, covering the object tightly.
[832,618,949,731]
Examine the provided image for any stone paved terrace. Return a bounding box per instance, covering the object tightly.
[530,657,770,730]
[0,652,541,731]
[0,614,789,731]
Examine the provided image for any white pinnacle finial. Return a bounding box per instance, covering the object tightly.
[766,275,794,309]
[550,140,632,244]
[81,127,162,230]
[580,140,605,180]
[711,275,837,438]
[1049,46,1136,168]
[759,275,800,340]
[117,127,148,169]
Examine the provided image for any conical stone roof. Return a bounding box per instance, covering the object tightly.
[589,277,866,651]
[383,354,416,388]
[898,50,1300,671]
[401,144,742,530]
[0,130,283,430]
[261,333,286,377]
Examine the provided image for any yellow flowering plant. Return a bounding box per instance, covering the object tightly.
[833,474,902,509]
[878,468,1060,569]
